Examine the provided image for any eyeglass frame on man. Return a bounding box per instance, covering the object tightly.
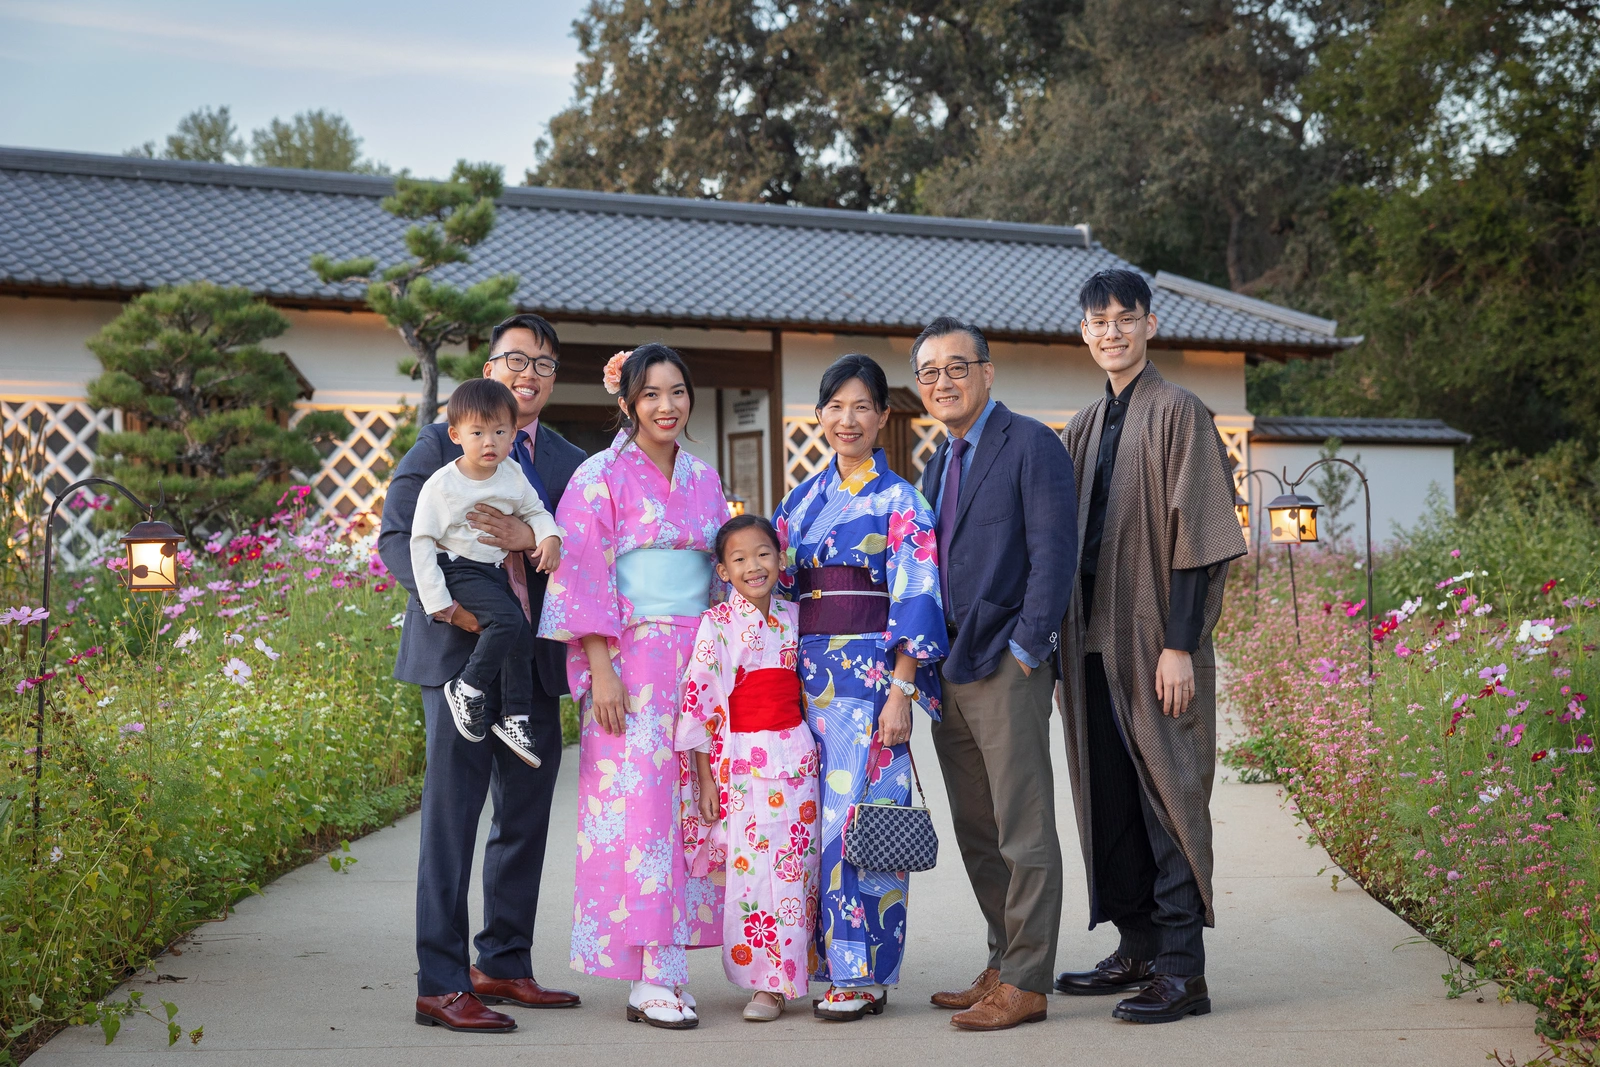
[1081,312,1150,338]
[489,351,560,376]
[913,358,990,385]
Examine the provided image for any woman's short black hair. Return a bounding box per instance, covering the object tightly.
[617,342,696,444]
[446,377,518,427]
[816,353,889,412]
[714,514,780,562]
[1079,269,1152,316]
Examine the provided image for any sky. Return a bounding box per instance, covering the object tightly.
[0,0,591,180]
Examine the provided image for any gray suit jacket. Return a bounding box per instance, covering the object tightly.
[918,402,1079,684]
[378,421,586,694]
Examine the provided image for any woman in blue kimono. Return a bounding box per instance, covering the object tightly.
[772,354,947,1021]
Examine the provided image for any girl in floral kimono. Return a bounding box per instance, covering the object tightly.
[539,344,729,1031]
[772,354,947,1021]
[675,514,821,1022]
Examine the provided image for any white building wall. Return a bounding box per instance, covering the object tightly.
[1248,441,1457,547]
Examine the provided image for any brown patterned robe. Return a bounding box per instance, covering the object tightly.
[1057,362,1247,926]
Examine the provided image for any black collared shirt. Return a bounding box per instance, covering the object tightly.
[1079,363,1209,653]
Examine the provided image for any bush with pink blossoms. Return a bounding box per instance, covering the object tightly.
[1220,547,1600,1046]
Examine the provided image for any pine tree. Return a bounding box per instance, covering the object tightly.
[310,161,518,425]
[85,283,347,540]
[126,105,247,163]
[250,110,389,173]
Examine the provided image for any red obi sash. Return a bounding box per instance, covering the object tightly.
[728,668,804,733]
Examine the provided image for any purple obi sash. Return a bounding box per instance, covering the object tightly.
[795,566,889,636]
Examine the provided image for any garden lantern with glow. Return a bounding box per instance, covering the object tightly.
[1234,492,1250,532]
[725,493,747,518]
[120,519,185,591]
[1267,492,1320,544]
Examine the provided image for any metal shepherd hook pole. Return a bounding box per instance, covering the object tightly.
[1287,457,1376,684]
[31,477,167,865]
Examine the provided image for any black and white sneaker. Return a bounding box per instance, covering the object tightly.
[491,717,541,768]
[444,678,487,742]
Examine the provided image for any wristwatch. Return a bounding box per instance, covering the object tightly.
[890,677,916,699]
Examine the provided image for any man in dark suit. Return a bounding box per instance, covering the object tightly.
[379,313,587,1033]
[914,316,1079,1032]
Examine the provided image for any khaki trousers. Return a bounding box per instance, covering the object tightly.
[932,654,1064,994]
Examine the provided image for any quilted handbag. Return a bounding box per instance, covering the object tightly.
[842,749,939,873]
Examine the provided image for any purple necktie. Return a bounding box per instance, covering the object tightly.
[936,437,969,612]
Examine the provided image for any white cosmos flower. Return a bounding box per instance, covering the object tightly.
[254,636,280,661]
[174,626,201,650]
[222,657,253,684]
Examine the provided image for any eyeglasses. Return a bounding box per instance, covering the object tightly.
[914,359,989,385]
[491,351,560,377]
[1083,314,1146,337]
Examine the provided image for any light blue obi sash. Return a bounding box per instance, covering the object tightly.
[615,548,714,620]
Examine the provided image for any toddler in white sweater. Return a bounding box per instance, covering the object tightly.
[410,378,560,767]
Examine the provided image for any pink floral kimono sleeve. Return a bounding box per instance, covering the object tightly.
[675,609,733,877]
[538,454,621,703]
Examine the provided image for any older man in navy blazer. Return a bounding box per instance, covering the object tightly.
[915,316,1078,1031]
[379,314,586,1034]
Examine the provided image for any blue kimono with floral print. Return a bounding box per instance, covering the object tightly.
[773,448,946,988]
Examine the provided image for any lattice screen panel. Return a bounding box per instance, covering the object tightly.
[783,417,831,492]
[290,406,402,519]
[1,398,123,567]
[1214,419,1252,500]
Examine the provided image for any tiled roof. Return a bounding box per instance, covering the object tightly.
[0,147,1360,355]
[1251,416,1471,446]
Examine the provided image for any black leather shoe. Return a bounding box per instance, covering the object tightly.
[1054,954,1155,996]
[1111,974,1211,1023]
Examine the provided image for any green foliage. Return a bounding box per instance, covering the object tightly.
[530,0,1071,210]
[250,110,388,174]
[127,105,385,175]
[1377,488,1600,618]
[126,106,246,164]
[922,0,1321,289]
[83,283,347,541]
[0,510,417,1062]
[310,161,518,425]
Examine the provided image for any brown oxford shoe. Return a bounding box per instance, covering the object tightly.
[950,982,1047,1031]
[930,967,1000,1009]
[470,965,581,1008]
[415,991,517,1032]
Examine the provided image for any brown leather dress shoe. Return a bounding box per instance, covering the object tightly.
[470,965,581,1008]
[931,967,1000,1009]
[415,991,517,1032]
[950,982,1047,1031]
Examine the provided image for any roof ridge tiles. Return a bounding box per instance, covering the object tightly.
[0,145,1090,248]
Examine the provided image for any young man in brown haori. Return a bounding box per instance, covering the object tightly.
[1055,269,1247,1024]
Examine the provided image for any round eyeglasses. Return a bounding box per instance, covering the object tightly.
[1083,314,1146,337]
[491,352,560,377]
[914,359,989,385]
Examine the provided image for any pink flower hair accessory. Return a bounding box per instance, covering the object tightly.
[603,350,633,395]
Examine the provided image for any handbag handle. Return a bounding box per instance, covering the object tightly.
[856,739,931,810]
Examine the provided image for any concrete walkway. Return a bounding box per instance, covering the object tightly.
[34,706,1538,1066]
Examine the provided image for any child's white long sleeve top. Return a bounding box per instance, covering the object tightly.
[409,458,560,615]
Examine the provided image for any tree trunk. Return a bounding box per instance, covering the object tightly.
[1225,198,1245,291]
[417,347,441,426]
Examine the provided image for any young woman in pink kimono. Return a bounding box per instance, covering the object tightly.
[675,515,821,1022]
[538,344,730,1030]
